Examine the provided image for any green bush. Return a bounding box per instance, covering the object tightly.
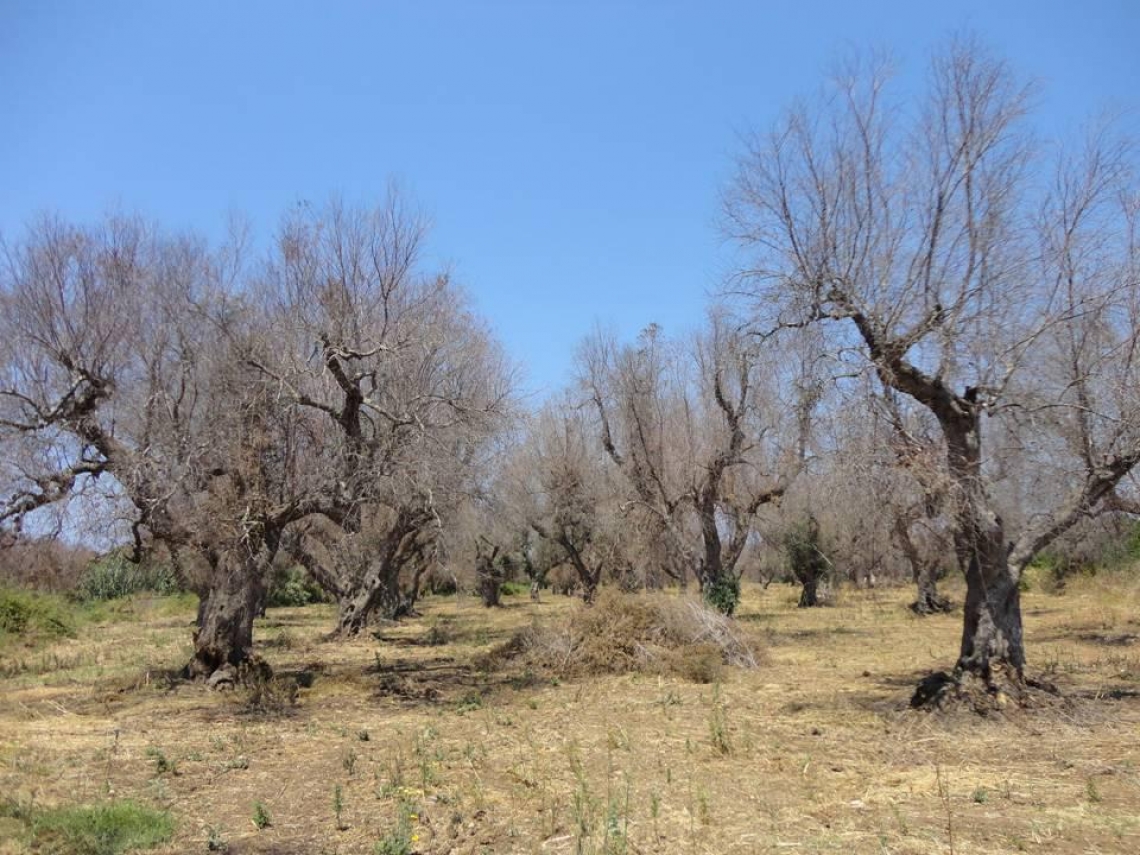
[499,581,531,597]
[702,575,741,616]
[75,553,178,602]
[266,565,327,608]
[0,586,76,643]
[14,799,173,855]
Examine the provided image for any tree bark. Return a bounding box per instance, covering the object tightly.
[943,414,1026,683]
[185,551,270,680]
[893,516,951,614]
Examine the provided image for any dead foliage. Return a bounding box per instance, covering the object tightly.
[485,587,760,681]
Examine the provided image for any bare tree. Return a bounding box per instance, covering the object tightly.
[250,196,515,634]
[506,397,625,602]
[726,38,1140,703]
[0,216,335,680]
[579,317,812,613]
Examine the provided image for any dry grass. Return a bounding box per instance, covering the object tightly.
[487,587,760,682]
[0,574,1138,854]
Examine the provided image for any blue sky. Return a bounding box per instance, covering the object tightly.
[2,1,1137,398]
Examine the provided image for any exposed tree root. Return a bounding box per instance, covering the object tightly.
[184,654,272,690]
[909,593,953,615]
[910,664,1065,714]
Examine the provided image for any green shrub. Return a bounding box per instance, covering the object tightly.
[499,581,531,597]
[702,575,741,616]
[0,586,76,643]
[252,802,272,830]
[266,565,327,608]
[75,553,178,602]
[27,800,173,855]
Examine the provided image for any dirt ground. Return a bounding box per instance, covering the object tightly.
[2,573,1138,854]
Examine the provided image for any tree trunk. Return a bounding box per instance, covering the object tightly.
[797,575,820,608]
[894,516,952,614]
[912,562,951,614]
[185,552,269,680]
[335,557,412,634]
[911,415,1028,709]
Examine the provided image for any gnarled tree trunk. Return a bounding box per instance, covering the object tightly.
[185,549,272,681]
[893,516,951,615]
[946,418,1026,683]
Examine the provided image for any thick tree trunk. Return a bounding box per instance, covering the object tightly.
[946,422,1026,684]
[957,542,1025,679]
[185,552,269,681]
[797,575,820,608]
[912,562,951,614]
[894,517,952,614]
[912,414,1029,709]
[335,559,412,634]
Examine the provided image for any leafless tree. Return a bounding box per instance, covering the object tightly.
[579,316,814,613]
[726,37,1140,702]
[0,215,337,679]
[249,196,515,634]
[505,396,626,602]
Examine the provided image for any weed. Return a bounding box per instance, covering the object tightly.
[23,799,173,855]
[238,673,298,717]
[972,787,989,804]
[696,786,711,825]
[334,784,347,830]
[936,764,955,855]
[252,801,271,830]
[146,746,177,776]
[374,799,417,855]
[456,690,483,713]
[1086,779,1102,803]
[342,746,358,776]
[708,684,732,756]
[424,621,454,646]
[206,824,229,852]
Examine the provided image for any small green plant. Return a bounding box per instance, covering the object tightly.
[342,747,358,776]
[333,784,347,831]
[206,824,229,852]
[702,575,741,616]
[374,799,416,855]
[146,746,177,776]
[972,787,989,804]
[252,801,271,830]
[708,685,732,756]
[1086,778,1102,803]
[423,621,453,646]
[456,690,483,714]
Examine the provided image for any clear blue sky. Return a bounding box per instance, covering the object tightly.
[2,1,1137,398]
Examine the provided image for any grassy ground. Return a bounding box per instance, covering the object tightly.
[1,573,1138,855]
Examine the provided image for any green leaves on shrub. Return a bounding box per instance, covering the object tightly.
[75,553,178,601]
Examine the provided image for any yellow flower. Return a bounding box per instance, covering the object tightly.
[411,834,420,842]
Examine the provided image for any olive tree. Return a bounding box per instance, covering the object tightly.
[726,38,1140,702]
[249,196,515,634]
[579,317,813,613]
[0,215,335,679]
